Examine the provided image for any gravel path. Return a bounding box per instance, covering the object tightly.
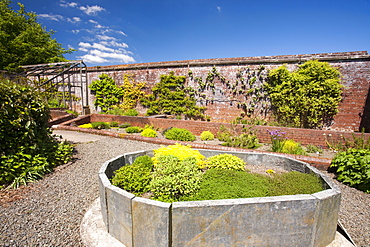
[0,133,369,246]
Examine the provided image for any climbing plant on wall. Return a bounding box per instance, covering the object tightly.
[265,60,342,129]
[188,65,270,120]
[141,71,206,120]
[119,74,147,111]
[89,74,123,112]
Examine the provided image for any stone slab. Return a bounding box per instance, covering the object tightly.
[132,197,171,247]
[171,195,318,247]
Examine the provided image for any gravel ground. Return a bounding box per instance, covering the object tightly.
[0,134,369,246]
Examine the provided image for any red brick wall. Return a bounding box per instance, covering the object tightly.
[90,114,370,148]
[85,51,370,132]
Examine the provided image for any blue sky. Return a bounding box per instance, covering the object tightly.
[9,0,370,67]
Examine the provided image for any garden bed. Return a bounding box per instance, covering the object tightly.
[99,148,341,247]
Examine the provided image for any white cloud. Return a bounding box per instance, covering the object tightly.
[38,14,64,21]
[60,1,79,8]
[79,54,109,63]
[116,30,127,36]
[79,5,105,16]
[217,6,222,12]
[97,35,116,41]
[71,29,80,34]
[77,41,135,64]
[95,24,106,29]
[67,17,81,23]
[101,41,129,49]
[89,20,98,24]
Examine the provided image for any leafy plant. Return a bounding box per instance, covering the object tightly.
[119,74,147,111]
[217,125,260,149]
[141,128,157,138]
[106,107,126,116]
[126,126,143,133]
[89,74,123,112]
[330,148,370,193]
[306,144,323,154]
[164,127,196,142]
[111,155,153,196]
[200,131,215,141]
[91,121,111,130]
[119,123,131,128]
[78,123,92,128]
[0,0,73,71]
[0,78,73,188]
[281,140,306,155]
[149,155,203,202]
[123,108,139,116]
[152,143,205,168]
[141,71,206,120]
[265,60,342,128]
[110,121,119,127]
[205,154,246,171]
[268,129,287,153]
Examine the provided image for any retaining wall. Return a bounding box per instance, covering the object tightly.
[82,51,370,132]
[98,149,341,247]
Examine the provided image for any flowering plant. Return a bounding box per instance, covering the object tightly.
[268,130,287,153]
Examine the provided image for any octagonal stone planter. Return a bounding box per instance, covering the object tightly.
[98,149,341,247]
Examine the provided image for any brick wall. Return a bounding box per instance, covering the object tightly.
[82,51,370,132]
[88,114,370,148]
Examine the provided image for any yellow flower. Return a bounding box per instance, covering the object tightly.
[266,169,275,174]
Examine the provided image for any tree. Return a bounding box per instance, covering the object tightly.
[0,0,73,71]
[265,60,342,129]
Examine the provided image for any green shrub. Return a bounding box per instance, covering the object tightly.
[306,144,323,154]
[110,121,119,127]
[218,125,260,149]
[150,155,202,202]
[152,143,205,168]
[89,74,123,112]
[106,107,126,116]
[281,140,306,155]
[141,71,206,120]
[265,60,342,128]
[182,169,270,201]
[91,121,111,130]
[268,171,324,196]
[124,108,139,116]
[164,127,196,142]
[126,126,143,133]
[200,131,214,141]
[111,155,153,195]
[330,148,370,193]
[79,123,92,128]
[119,122,131,128]
[141,128,157,138]
[0,79,73,188]
[205,154,246,171]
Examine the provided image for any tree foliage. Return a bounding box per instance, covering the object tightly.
[0,78,73,188]
[0,0,72,71]
[265,60,342,128]
[141,71,206,119]
[89,74,124,112]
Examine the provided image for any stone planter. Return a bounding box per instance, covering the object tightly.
[98,149,341,247]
